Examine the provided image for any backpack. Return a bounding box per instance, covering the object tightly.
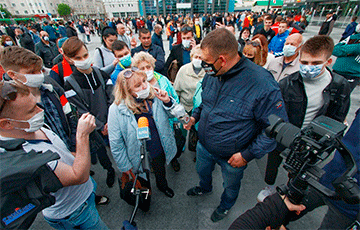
[0,139,63,229]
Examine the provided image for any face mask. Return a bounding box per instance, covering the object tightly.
[182,39,191,49]
[126,30,131,35]
[5,41,13,46]
[43,36,49,41]
[120,54,131,68]
[145,70,154,81]
[73,57,92,70]
[299,63,324,79]
[17,72,45,88]
[248,57,255,62]
[135,82,150,99]
[8,110,45,133]
[283,45,298,57]
[192,58,202,69]
[195,21,200,25]
[201,59,220,76]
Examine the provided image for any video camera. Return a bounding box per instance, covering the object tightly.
[266,115,360,205]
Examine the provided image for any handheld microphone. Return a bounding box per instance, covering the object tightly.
[137,117,150,173]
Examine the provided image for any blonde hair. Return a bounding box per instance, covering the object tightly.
[113,69,155,114]
[190,44,201,60]
[243,44,264,66]
[131,51,156,69]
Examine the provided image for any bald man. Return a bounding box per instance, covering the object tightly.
[152,24,164,52]
[267,33,303,82]
[117,23,131,49]
[35,31,59,68]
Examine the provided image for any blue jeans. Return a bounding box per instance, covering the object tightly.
[196,142,247,210]
[44,192,108,229]
[169,36,173,50]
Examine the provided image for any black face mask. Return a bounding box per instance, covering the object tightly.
[248,57,255,62]
[201,58,221,76]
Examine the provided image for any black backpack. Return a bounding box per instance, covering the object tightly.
[0,139,63,229]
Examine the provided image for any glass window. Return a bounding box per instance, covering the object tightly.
[34,3,37,6]
[15,10,19,14]
[29,3,32,6]
[21,3,25,6]
[24,10,28,14]
[12,3,16,6]
[39,3,41,6]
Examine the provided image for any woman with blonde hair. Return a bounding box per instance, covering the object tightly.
[132,51,183,172]
[108,69,185,198]
[251,34,275,68]
[242,41,264,66]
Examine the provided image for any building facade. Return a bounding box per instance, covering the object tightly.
[103,0,139,18]
[0,0,105,18]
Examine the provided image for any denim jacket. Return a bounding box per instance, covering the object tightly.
[108,97,179,172]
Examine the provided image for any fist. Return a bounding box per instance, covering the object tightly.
[77,113,96,136]
[183,117,195,130]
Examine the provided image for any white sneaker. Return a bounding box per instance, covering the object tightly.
[257,185,277,202]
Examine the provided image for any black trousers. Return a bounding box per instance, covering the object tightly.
[265,149,283,185]
[90,130,113,171]
[151,152,168,190]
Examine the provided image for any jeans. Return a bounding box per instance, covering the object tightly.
[44,192,108,229]
[169,36,173,51]
[196,142,247,210]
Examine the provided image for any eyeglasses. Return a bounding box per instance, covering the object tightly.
[246,41,261,47]
[123,67,139,79]
[181,26,193,32]
[0,81,18,112]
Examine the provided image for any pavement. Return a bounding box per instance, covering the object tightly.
[30,24,359,230]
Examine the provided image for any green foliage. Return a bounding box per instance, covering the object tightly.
[0,5,12,18]
[57,3,71,16]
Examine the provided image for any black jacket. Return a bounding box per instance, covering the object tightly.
[35,41,60,68]
[164,44,184,75]
[66,25,78,38]
[19,32,35,52]
[279,70,351,128]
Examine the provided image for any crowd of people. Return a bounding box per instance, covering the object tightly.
[0,9,359,230]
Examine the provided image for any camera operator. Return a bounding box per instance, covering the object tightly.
[258,35,351,201]
[230,108,360,230]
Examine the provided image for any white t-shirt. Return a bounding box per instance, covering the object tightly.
[0,128,93,219]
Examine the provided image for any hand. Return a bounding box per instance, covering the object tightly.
[101,123,108,136]
[215,22,225,29]
[124,169,132,176]
[282,195,306,215]
[154,87,170,103]
[183,117,195,130]
[190,39,196,48]
[77,113,96,137]
[228,152,247,168]
[112,58,119,66]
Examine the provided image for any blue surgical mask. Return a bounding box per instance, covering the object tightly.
[299,63,324,79]
[283,45,298,57]
[120,54,131,68]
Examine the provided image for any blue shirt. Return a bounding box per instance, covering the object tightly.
[183,49,191,66]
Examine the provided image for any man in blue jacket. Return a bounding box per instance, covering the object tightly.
[268,20,289,57]
[184,28,288,222]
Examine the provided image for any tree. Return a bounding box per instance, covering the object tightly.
[0,5,12,18]
[57,3,71,17]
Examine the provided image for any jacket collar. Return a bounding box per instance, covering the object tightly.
[216,52,246,81]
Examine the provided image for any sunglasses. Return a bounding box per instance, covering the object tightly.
[181,26,193,32]
[123,67,140,79]
[0,82,18,112]
[246,41,261,47]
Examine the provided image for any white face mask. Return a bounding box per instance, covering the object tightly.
[192,58,202,69]
[17,72,45,88]
[43,36,49,41]
[182,39,191,49]
[195,21,200,25]
[135,82,150,99]
[145,70,154,81]
[73,57,92,70]
[5,41,13,46]
[283,45,298,57]
[8,110,45,133]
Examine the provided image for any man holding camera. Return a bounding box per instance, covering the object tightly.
[258,36,351,203]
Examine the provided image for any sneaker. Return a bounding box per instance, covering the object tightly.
[257,185,277,202]
[106,168,116,188]
[186,186,211,196]
[210,206,229,222]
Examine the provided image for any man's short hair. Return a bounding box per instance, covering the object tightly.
[0,46,43,72]
[139,28,150,37]
[111,40,129,52]
[265,16,273,21]
[201,28,238,57]
[301,35,334,59]
[0,81,30,118]
[225,24,235,29]
[279,20,288,26]
[62,37,87,58]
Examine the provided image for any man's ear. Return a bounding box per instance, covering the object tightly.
[6,70,16,80]
[0,118,14,130]
[326,57,333,66]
